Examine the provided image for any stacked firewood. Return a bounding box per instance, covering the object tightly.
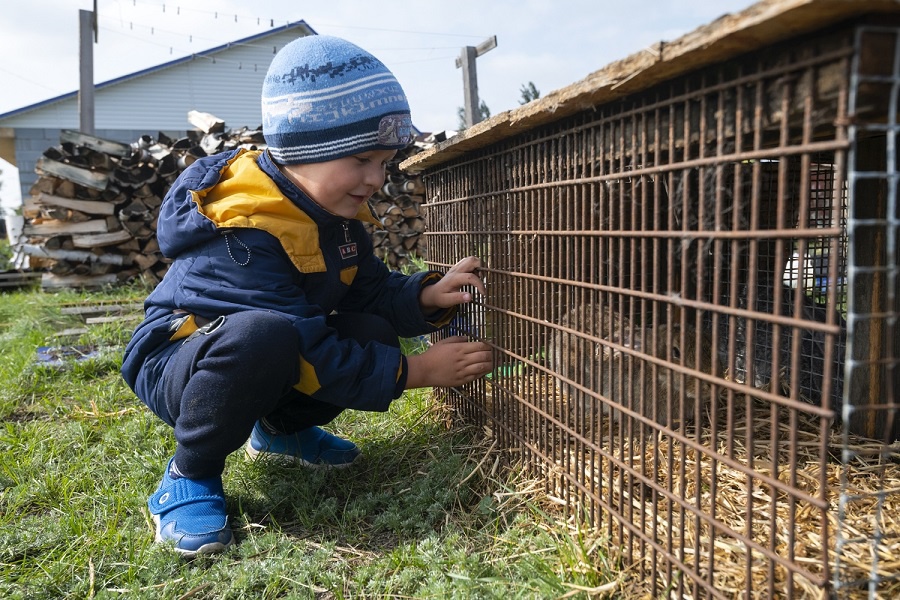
[20,112,429,289]
[366,144,427,270]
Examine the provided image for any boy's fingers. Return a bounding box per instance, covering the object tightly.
[448,272,486,297]
[470,276,487,296]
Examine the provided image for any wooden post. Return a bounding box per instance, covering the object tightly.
[78,7,97,135]
[849,135,899,441]
[460,46,479,128]
[456,36,497,128]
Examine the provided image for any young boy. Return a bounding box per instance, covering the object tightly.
[121,35,494,557]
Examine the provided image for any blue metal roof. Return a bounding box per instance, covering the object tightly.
[0,19,317,121]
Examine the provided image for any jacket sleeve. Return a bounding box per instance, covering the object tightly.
[337,236,456,337]
[157,229,406,412]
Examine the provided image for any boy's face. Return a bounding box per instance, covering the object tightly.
[280,149,397,220]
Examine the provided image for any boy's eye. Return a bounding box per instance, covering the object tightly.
[353,153,393,167]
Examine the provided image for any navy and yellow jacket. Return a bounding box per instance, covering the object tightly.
[121,148,453,412]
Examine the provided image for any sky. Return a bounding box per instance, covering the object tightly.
[0,0,755,134]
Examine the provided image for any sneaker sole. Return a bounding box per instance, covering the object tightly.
[244,439,360,469]
[152,514,233,558]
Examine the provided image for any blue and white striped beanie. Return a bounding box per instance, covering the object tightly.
[261,35,414,164]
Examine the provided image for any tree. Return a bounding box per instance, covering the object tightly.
[452,81,537,131]
[456,100,491,130]
[519,82,540,105]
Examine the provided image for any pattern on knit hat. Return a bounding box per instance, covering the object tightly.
[262,35,413,164]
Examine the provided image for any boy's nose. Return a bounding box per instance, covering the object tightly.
[364,165,387,188]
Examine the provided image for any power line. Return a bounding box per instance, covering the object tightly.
[101,20,465,54]
[98,22,278,54]
[120,0,286,27]
[0,65,61,94]
[109,0,490,40]
[391,56,458,66]
[1,2,481,111]
[98,22,462,72]
[310,22,490,39]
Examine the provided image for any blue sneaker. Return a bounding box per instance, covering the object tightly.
[147,459,233,557]
[245,421,361,468]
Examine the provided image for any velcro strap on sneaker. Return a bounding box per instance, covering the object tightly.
[148,476,226,516]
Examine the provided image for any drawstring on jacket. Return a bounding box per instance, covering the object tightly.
[222,230,252,266]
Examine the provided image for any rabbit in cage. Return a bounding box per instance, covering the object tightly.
[710,280,846,420]
[547,304,717,427]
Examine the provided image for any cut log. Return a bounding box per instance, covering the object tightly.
[20,244,131,266]
[71,230,134,248]
[122,221,153,237]
[40,273,121,289]
[147,142,172,161]
[60,130,133,158]
[0,271,42,289]
[42,207,90,222]
[141,237,160,254]
[132,183,154,198]
[24,117,429,290]
[56,179,77,198]
[188,110,226,134]
[404,217,425,232]
[82,149,113,171]
[119,199,152,220]
[35,157,108,191]
[402,235,419,250]
[61,302,144,318]
[201,133,224,156]
[132,253,160,271]
[29,176,60,196]
[85,314,143,325]
[45,236,74,251]
[142,195,163,210]
[36,193,116,216]
[54,327,90,337]
[117,238,142,252]
[24,219,109,236]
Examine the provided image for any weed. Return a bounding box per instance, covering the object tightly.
[0,239,13,271]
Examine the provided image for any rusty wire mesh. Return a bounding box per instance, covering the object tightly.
[422,19,899,600]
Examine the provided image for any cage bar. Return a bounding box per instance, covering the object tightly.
[406,2,900,597]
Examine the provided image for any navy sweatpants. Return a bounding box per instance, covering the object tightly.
[147,310,399,479]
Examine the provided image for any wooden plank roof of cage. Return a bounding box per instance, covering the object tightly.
[402,0,900,174]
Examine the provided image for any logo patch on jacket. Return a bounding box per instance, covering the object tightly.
[339,243,358,259]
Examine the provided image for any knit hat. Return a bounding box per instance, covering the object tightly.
[261,35,414,164]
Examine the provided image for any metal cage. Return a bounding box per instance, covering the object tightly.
[413,12,899,599]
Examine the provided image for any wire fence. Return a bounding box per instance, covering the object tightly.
[422,19,899,599]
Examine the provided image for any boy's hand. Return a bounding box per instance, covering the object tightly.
[420,256,486,312]
[405,336,494,389]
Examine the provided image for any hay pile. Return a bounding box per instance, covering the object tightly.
[481,375,900,598]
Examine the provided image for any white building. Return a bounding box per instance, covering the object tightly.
[0,20,316,246]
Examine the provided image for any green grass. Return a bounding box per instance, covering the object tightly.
[0,285,619,599]
[0,239,12,271]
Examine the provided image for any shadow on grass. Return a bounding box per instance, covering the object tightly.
[226,418,486,553]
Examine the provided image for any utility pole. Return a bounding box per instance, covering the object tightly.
[78,1,98,135]
[456,36,497,128]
